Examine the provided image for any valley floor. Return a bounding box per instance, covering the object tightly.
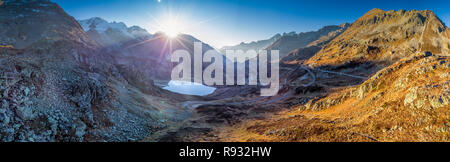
[149,53,449,142]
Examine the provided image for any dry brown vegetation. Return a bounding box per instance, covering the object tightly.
[306,9,449,67]
[209,9,450,142]
[216,53,449,142]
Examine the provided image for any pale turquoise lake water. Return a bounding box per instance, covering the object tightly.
[163,80,216,96]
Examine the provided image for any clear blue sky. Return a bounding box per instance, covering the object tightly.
[53,0,450,48]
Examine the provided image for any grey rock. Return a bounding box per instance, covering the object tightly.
[0,110,9,125]
[16,106,35,120]
[74,121,87,140]
[23,87,30,96]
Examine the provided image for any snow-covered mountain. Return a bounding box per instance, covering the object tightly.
[78,17,152,47]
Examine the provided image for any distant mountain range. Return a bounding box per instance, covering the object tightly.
[78,17,152,47]
[266,24,350,57]
[220,34,282,53]
[113,32,221,82]
[280,23,349,64]
[77,17,223,82]
[220,24,350,60]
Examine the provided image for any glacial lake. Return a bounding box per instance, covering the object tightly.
[163,80,216,96]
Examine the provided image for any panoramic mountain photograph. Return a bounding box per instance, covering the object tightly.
[0,0,448,146]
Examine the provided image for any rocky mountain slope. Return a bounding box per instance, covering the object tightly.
[113,32,224,82]
[280,23,350,65]
[267,24,350,58]
[218,52,448,142]
[0,0,98,50]
[0,0,193,142]
[78,17,152,47]
[205,9,449,142]
[306,9,449,67]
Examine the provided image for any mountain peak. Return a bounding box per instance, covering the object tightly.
[82,17,108,25]
[356,9,445,27]
[78,17,152,46]
[79,17,127,32]
[0,0,97,49]
[306,9,449,67]
[339,23,351,28]
[367,8,384,14]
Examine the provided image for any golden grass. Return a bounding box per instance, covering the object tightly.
[217,55,449,142]
[0,45,14,48]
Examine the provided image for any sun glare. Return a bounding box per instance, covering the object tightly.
[146,8,205,40]
[160,17,184,38]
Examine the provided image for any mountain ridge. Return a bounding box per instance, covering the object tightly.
[78,17,152,47]
[220,34,282,53]
[0,0,99,50]
[306,9,449,67]
[266,24,350,58]
[206,8,450,142]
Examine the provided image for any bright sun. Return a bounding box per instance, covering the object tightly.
[160,18,184,38]
[149,9,193,39]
